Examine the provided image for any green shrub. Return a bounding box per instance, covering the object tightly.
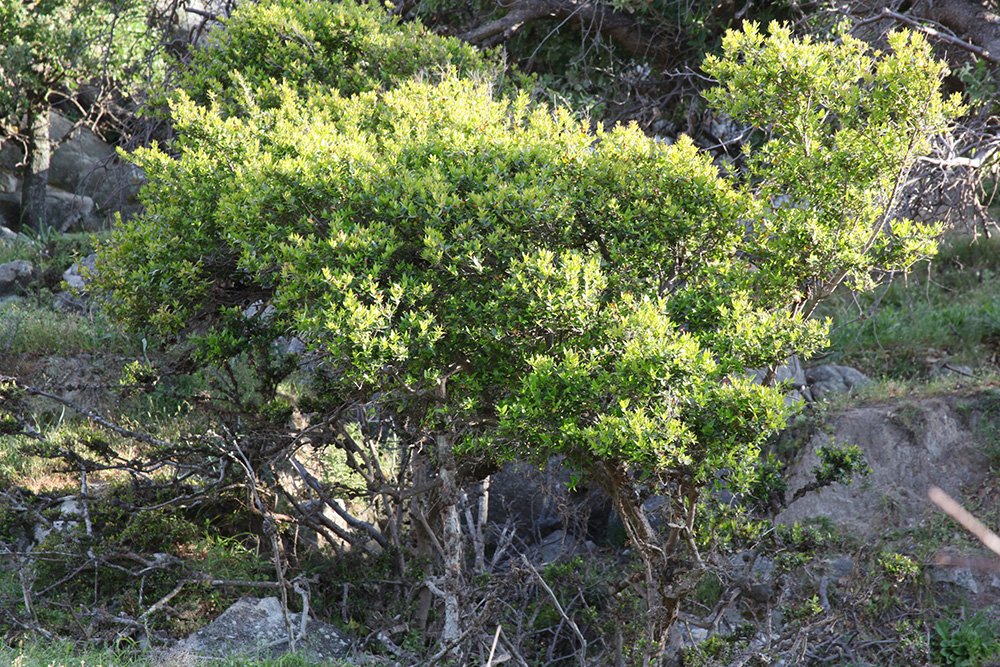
[94,14,959,654]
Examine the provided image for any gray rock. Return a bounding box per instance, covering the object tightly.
[0,171,16,194]
[778,397,990,538]
[527,529,594,565]
[806,364,871,399]
[0,138,21,172]
[167,597,352,662]
[62,253,97,292]
[43,188,102,232]
[0,226,18,240]
[750,355,807,388]
[931,566,980,594]
[0,259,35,295]
[0,189,103,233]
[826,555,854,581]
[48,112,143,213]
[489,459,611,545]
[730,552,777,602]
[0,196,20,230]
[930,363,974,379]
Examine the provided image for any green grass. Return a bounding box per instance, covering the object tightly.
[820,234,1000,379]
[0,300,131,356]
[0,641,349,666]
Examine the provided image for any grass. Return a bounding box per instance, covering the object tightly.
[0,641,350,666]
[0,299,131,357]
[820,233,1000,380]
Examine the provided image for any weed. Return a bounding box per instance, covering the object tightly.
[932,612,999,667]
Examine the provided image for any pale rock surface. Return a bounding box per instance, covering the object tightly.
[166,597,352,663]
[805,364,871,399]
[0,172,16,193]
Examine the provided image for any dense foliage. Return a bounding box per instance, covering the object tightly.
[92,0,960,658]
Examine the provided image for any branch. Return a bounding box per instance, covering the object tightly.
[290,456,390,550]
[877,8,1000,65]
[461,0,672,60]
[2,376,177,450]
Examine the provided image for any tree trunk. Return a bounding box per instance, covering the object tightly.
[21,107,50,233]
[596,462,684,666]
[436,434,465,654]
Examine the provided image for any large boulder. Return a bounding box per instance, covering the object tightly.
[805,364,871,400]
[778,396,991,538]
[0,138,21,173]
[0,193,20,229]
[164,597,353,664]
[48,112,143,215]
[0,171,16,194]
[488,459,612,546]
[0,188,102,233]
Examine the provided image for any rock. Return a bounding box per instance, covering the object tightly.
[44,188,102,232]
[931,566,980,594]
[0,260,35,295]
[166,597,352,663]
[527,529,595,565]
[489,459,612,546]
[826,555,854,582]
[778,397,990,538]
[0,171,16,194]
[0,189,103,233]
[748,355,813,404]
[0,226,18,240]
[0,138,21,172]
[930,363,974,379]
[751,355,808,388]
[805,364,871,400]
[0,196,20,230]
[62,253,97,292]
[729,552,777,602]
[47,112,143,213]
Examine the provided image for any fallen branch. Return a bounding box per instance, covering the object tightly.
[460,0,672,60]
[856,7,1000,65]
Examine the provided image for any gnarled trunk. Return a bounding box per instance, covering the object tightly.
[596,462,699,666]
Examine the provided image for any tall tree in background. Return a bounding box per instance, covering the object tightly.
[0,0,156,231]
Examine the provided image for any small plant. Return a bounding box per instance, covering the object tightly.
[792,444,872,502]
[932,613,999,667]
[813,444,871,487]
[878,551,921,583]
[784,594,824,624]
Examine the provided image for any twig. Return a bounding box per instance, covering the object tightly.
[520,555,587,665]
[486,624,503,666]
